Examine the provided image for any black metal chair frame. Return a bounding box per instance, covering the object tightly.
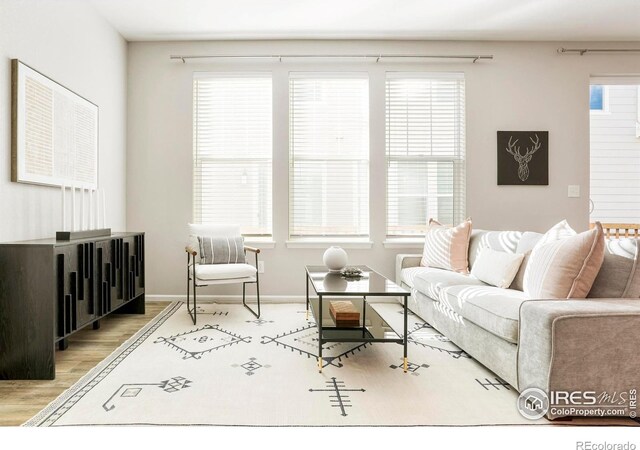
[186,246,261,325]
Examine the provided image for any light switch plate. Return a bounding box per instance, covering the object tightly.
[258,261,265,274]
[568,185,581,198]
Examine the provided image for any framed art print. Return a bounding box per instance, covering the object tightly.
[497,131,548,185]
[11,59,98,189]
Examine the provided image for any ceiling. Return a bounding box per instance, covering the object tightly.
[89,0,640,42]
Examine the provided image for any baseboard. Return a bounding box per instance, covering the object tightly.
[145,294,399,304]
[145,294,306,303]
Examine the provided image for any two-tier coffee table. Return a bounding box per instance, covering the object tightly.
[305,265,411,373]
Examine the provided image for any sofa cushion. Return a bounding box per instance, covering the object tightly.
[441,285,528,343]
[588,238,640,299]
[195,263,256,281]
[410,267,486,301]
[509,250,531,291]
[606,237,638,259]
[516,231,543,254]
[468,229,522,270]
[509,232,543,291]
[421,218,472,273]
[400,266,425,289]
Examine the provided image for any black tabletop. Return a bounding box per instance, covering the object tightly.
[305,265,409,296]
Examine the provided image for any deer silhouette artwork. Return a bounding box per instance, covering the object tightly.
[505,134,541,182]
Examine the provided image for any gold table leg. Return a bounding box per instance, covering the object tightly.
[403,357,408,373]
[318,357,323,373]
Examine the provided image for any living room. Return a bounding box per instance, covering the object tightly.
[1,0,639,447]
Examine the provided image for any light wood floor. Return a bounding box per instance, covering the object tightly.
[0,301,167,426]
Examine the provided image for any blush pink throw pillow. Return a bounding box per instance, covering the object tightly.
[421,218,473,273]
[523,221,605,299]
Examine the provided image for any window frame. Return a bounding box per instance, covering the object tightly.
[192,72,274,239]
[589,79,640,226]
[384,72,467,240]
[287,72,371,243]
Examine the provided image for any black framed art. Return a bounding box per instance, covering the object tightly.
[497,131,548,185]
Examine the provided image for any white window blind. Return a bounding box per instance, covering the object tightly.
[193,73,272,236]
[386,73,466,237]
[289,73,370,238]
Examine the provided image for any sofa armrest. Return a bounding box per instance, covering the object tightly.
[395,254,422,285]
[518,299,640,419]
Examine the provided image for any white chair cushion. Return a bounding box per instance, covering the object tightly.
[195,263,256,281]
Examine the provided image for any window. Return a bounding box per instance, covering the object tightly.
[386,73,466,237]
[589,85,607,112]
[590,80,640,225]
[192,74,272,236]
[289,73,370,238]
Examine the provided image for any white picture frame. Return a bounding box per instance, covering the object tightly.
[11,59,98,189]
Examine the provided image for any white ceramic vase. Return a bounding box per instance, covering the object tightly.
[323,246,348,272]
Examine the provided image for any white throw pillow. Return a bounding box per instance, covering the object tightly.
[471,248,525,289]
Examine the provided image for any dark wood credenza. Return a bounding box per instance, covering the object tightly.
[0,232,145,380]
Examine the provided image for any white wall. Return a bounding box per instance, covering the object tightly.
[126,40,640,298]
[590,84,640,223]
[0,0,127,240]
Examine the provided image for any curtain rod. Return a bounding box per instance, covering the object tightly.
[169,54,494,63]
[558,47,640,56]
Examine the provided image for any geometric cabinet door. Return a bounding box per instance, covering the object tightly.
[0,232,145,380]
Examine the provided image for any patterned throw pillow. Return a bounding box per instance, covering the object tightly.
[421,218,473,273]
[197,236,246,265]
[523,221,605,299]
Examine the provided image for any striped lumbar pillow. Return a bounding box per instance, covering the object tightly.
[197,236,246,265]
[421,218,473,273]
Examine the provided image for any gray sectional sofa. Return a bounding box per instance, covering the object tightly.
[396,229,640,419]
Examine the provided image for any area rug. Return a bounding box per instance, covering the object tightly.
[23,301,634,426]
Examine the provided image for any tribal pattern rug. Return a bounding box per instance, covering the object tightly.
[23,302,635,426]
